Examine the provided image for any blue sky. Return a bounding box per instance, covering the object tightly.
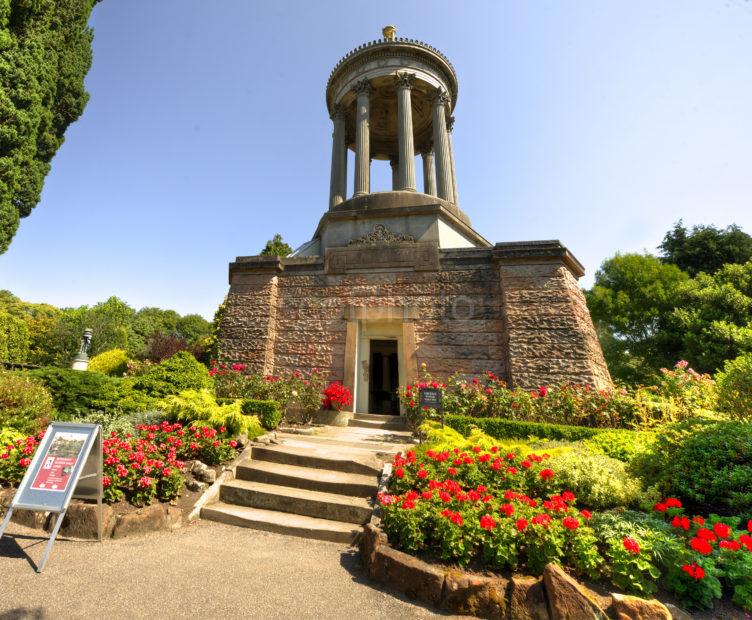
[2,0,751,318]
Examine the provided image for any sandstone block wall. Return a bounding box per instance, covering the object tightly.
[220,244,611,390]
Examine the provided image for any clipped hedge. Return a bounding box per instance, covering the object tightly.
[443,415,639,443]
[88,348,129,376]
[131,351,212,398]
[241,399,282,430]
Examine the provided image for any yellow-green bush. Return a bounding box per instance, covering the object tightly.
[0,370,54,434]
[159,389,263,438]
[88,348,130,376]
[715,353,752,421]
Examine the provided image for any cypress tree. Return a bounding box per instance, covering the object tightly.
[0,0,100,254]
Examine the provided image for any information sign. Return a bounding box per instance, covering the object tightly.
[419,387,444,426]
[0,422,102,572]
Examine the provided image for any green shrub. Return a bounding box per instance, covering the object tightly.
[444,414,639,443]
[0,370,54,433]
[131,351,212,398]
[241,399,282,431]
[0,311,29,363]
[546,451,642,510]
[583,430,654,462]
[29,367,122,418]
[70,409,167,436]
[715,353,752,420]
[159,389,263,437]
[88,348,130,376]
[642,421,752,514]
[0,426,26,448]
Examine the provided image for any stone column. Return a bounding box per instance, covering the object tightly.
[422,149,436,195]
[328,104,347,208]
[389,156,399,190]
[396,72,416,191]
[353,79,372,196]
[447,115,458,206]
[430,89,454,202]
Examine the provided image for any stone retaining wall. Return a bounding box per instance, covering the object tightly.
[360,523,676,619]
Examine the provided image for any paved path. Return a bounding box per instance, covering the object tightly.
[0,520,458,620]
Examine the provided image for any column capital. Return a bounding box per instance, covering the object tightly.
[352,78,372,97]
[395,71,416,89]
[330,103,347,121]
[429,88,451,108]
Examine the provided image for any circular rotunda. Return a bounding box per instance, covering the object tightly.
[326,25,460,208]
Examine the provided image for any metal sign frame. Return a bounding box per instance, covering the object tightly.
[0,422,103,573]
[419,387,444,427]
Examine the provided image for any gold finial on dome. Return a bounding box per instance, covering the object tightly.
[382,25,396,41]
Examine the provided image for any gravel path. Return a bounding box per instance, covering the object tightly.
[0,520,459,620]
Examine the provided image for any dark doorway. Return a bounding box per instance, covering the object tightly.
[369,339,399,415]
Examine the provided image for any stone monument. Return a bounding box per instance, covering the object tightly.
[219,27,611,414]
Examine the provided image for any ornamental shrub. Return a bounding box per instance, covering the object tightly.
[444,414,639,443]
[0,311,29,363]
[241,399,282,430]
[88,348,130,376]
[159,389,263,438]
[583,430,654,463]
[29,367,123,418]
[715,353,752,421]
[0,371,54,433]
[647,421,752,514]
[545,451,642,510]
[131,351,212,398]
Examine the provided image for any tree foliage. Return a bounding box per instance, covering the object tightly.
[659,221,752,277]
[260,233,292,257]
[587,223,752,381]
[585,254,688,382]
[0,0,100,254]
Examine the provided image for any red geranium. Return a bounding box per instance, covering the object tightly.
[623,537,640,555]
[681,562,705,580]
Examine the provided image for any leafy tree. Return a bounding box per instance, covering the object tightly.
[0,0,100,254]
[659,221,752,277]
[669,261,752,373]
[585,254,688,382]
[175,313,210,342]
[0,290,60,364]
[260,233,292,257]
[0,310,29,363]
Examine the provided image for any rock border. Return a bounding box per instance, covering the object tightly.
[360,523,676,619]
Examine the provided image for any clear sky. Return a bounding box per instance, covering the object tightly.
[2,1,751,318]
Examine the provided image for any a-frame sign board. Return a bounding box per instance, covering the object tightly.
[0,422,103,573]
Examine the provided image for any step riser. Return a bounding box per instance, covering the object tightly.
[347,419,406,431]
[201,506,357,544]
[220,485,372,525]
[353,413,402,422]
[236,466,377,498]
[250,446,380,476]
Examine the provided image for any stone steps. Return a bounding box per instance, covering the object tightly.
[236,460,378,497]
[353,413,402,423]
[201,421,413,543]
[201,503,361,544]
[347,417,407,432]
[250,444,382,476]
[219,479,373,524]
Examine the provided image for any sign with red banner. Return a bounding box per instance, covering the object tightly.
[29,431,88,493]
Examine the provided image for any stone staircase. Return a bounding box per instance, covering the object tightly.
[201,413,411,543]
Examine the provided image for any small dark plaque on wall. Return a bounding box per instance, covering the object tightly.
[419,387,442,411]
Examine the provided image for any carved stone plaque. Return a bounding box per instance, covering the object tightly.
[325,241,439,274]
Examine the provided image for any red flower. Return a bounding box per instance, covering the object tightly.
[622,537,640,555]
[562,516,579,531]
[401,499,415,510]
[653,502,667,513]
[394,468,404,479]
[138,476,152,488]
[417,469,428,479]
[719,540,741,551]
[539,468,554,481]
[672,515,690,531]
[480,514,496,530]
[450,512,463,526]
[664,497,682,509]
[447,467,458,477]
[439,492,451,503]
[696,528,717,542]
[499,503,515,516]
[713,522,731,539]
[520,460,531,469]
[681,563,705,580]
[538,386,548,397]
[690,537,713,555]
[580,509,592,521]
[532,514,551,527]
[561,491,575,503]
[693,516,705,526]
[516,518,528,531]
[19,458,30,467]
